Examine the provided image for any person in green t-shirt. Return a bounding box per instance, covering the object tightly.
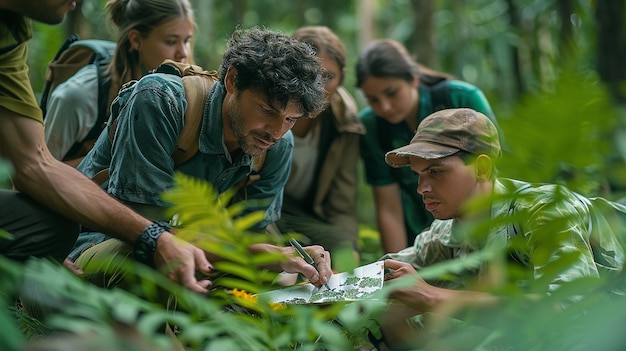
[356,38,503,254]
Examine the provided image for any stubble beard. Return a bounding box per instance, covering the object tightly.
[226,103,267,157]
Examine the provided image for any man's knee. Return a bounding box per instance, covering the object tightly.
[75,239,133,288]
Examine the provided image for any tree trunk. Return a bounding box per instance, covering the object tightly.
[231,0,247,25]
[504,0,524,98]
[357,0,375,50]
[193,0,215,68]
[556,0,574,58]
[596,0,626,103]
[409,0,435,67]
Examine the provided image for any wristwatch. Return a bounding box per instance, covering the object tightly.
[133,222,169,265]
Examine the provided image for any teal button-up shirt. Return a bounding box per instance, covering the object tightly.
[79,73,292,228]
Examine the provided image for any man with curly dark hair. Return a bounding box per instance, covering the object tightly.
[72,26,332,289]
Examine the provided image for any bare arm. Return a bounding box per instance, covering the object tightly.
[0,109,212,292]
[374,184,409,253]
[0,109,147,236]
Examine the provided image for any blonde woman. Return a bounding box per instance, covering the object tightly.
[44,0,195,165]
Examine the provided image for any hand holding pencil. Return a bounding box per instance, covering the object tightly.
[287,238,332,289]
[289,238,332,290]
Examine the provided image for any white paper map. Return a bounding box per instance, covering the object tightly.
[261,261,385,304]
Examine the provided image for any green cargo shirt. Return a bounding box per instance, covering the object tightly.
[383,178,625,292]
[79,74,292,228]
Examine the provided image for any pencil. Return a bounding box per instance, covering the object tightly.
[288,238,332,290]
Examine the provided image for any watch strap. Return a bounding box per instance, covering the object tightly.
[133,222,168,265]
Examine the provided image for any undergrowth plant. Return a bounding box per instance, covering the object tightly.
[1,173,387,351]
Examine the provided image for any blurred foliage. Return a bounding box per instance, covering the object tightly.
[0,158,13,251]
[25,0,600,106]
[33,0,626,220]
[3,172,625,350]
[24,0,626,223]
[359,224,385,265]
[497,67,624,198]
[2,173,395,351]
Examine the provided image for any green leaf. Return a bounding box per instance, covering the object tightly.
[213,261,257,282]
[205,337,240,351]
[212,277,259,294]
[417,248,498,280]
[233,211,265,231]
[0,157,13,190]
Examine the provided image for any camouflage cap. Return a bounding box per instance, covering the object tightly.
[385,108,501,167]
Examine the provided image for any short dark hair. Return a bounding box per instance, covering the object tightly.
[454,150,474,164]
[454,150,498,179]
[355,38,454,88]
[218,27,327,118]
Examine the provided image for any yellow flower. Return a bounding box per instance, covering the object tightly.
[270,302,287,311]
[230,288,258,303]
[229,289,287,311]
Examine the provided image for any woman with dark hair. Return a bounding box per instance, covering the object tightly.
[356,38,502,253]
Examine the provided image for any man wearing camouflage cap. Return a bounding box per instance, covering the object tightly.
[375,108,625,349]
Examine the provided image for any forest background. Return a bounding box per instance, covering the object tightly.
[18,0,626,269]
[27,0,626,225]
[4,1,626,350]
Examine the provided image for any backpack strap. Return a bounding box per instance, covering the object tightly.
[41,37,116,117]
[40,34,80,117]
[171,75,206,164]
[65,42,116,159]
[41,35,116,160]
[160,60,267,188]
[429,79,451,112]
[92,60,268,190]
[174,74,216,164]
